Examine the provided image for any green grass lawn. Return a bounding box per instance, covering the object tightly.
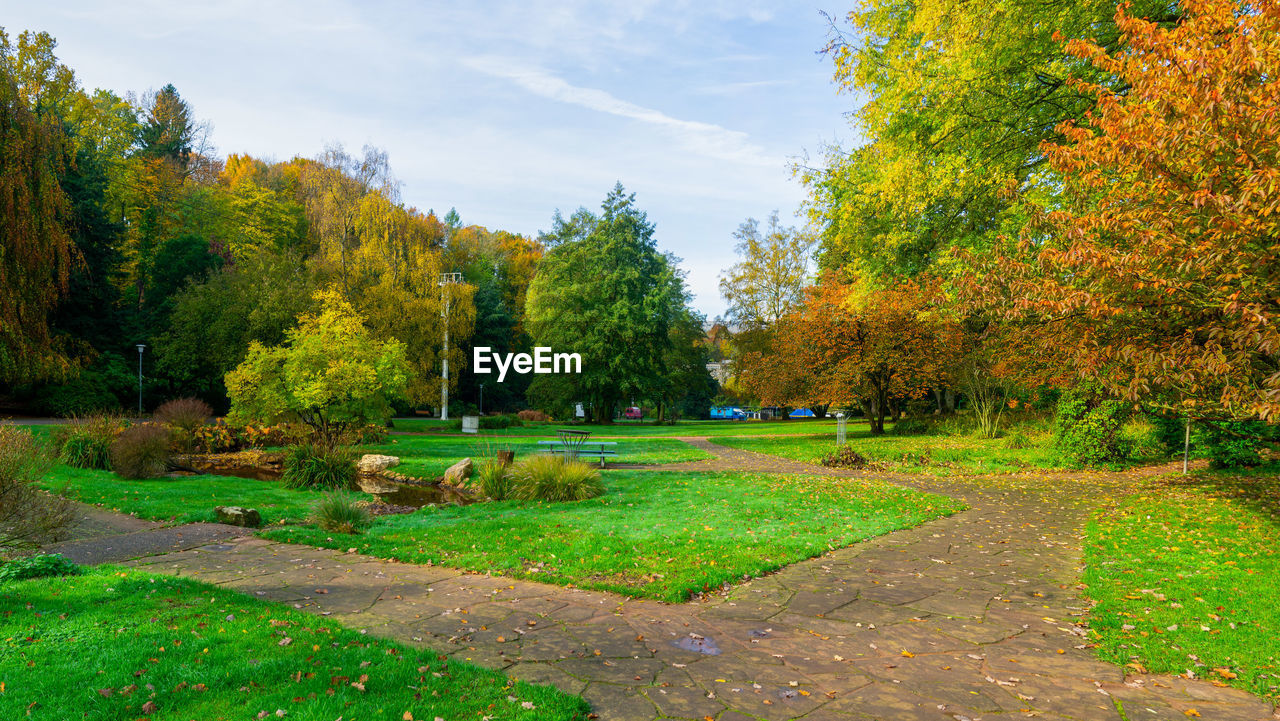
[365,434,711,478]
[0,567,587,721]
[390,416,849,437]
[713,428,1064,474]
[262,469,964,602]
[1084,465,1280,700]
[35,465,365,525]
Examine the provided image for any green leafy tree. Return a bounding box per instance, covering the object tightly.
[525,184,688,423]
[225,288,408,445]
[803,0,1177,279]
[156,251,317,408]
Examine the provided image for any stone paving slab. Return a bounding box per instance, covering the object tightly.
[115,440,1276,721]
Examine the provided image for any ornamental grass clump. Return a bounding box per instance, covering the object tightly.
[472,458,516,500]
[54,414,123,470]
[509,454,603,502]
[282,444,356,490]
[0,426,75,554]
[154,397,213,452]
[110,424,173,479]
[311,491,370,534]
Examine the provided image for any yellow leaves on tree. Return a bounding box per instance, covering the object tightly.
[964,0,1280,422]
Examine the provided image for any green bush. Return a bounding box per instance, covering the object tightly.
[53,415,123,470]
[110,424,173,479]
[1120,417,1165,458]
[311,491,370,533]
[1054,385,1132,466]
[473,458,515,500]
[282,444,356,490]
[36,374,119,417]
[891,418,929,436]
[1202,421,1273,469]
[509,455,603,502]
[0,554,81,582]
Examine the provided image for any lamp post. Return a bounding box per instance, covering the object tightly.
[135,344,146,416]
[438,272,462,420]
[479,383,484,415]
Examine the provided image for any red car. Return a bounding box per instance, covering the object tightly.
[623,406,643,420]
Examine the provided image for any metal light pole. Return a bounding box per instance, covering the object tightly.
[136,344,146,416]
[438,272,462,420]
[479,383,484,415]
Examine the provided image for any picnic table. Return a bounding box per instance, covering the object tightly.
[538,429,618,467]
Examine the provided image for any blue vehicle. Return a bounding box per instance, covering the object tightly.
[710,406,747,420]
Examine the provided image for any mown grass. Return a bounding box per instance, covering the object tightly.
[365,434,710,478]
[1084,464,1280,700]
[33,465,368,525]
[0,567,588,721]
[390,416,845,437]
[262,469,964,602]
[713,427,1062,474]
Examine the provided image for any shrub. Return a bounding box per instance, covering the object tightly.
[472,458,515,500]
[517,409,551,422]
[311,491,370,534]
[282,444,356,490]
[53,415,123,470]
[109,424,172,479]
[37,375,119,417]
[509,455,603,502]
[1202,421,1273,469]
[0,553,81,582]
[153,397,212,432]
[820,444,871,469]
[191,421,305,453]
[0,426,75,554]
[1054,385,1132,466]
[1120,417,1165,459]
[891,418,929,436]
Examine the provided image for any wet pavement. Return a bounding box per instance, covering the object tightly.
[112,439,1276,721]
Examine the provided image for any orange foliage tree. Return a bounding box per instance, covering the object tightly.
[963,0,1280,422]
[741,274,957,433]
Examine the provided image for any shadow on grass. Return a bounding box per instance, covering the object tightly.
[1162,462,1280,525]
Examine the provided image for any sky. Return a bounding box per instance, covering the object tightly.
[3,1,857,318]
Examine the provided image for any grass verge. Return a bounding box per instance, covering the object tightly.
[1084,465,1280,700]
[0,566,587,720]
[713,430,1063,474]
[34,464,369,525]
[262,469,963,602]
[390,417,849,437]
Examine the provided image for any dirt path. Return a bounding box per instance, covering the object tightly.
[113,440,1273,720]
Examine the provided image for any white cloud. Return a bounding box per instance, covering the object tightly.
[464,57,778,168]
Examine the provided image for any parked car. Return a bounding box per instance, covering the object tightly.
[623,406,643,420]
[709,406,747,420]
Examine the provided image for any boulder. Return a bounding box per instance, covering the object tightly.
[214,506,261,528]
[357,454,400,474]
[443,458,473,486]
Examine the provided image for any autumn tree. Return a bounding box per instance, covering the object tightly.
[225,288,409,445]
[742,274,955,433]
[802,0,1178,280]
[964,0,1280,423]
[718,211,812,330]
[0,30,76,383]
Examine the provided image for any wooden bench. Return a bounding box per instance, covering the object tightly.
[537,440,619,467]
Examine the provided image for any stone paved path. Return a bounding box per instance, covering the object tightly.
[121,440,1276,721]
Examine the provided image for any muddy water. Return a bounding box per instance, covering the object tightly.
[371,482,475,507]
